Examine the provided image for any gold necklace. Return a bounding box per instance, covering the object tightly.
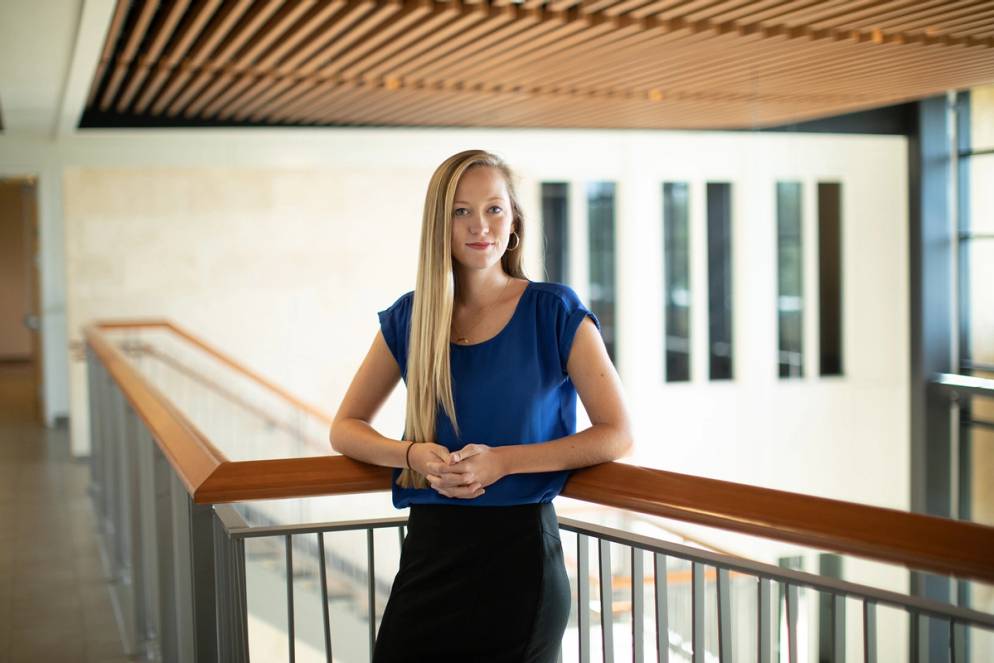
[453,277,513,344]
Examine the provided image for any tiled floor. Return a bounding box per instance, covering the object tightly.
[0,360,137,663]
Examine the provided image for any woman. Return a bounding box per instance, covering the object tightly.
[331,149,633,662]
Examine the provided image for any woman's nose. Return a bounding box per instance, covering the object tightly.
[468,213,489,235]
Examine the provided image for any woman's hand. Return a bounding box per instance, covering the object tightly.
[426,443,506,499]
[408,442,452,477]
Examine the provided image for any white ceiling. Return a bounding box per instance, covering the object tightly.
[0,0,113,137]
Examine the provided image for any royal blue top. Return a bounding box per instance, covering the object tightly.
[377,280,601,508]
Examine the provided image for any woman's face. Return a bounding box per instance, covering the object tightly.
[450,166,515,273]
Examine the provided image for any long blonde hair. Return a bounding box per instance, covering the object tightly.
[396,150,528,489]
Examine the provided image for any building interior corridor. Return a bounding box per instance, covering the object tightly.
[0,360,134,663]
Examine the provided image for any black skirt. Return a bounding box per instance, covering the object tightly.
[372,502,571,663]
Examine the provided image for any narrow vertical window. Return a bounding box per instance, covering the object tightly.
[777,182,804,378]
[707,182,733,380]
[541,182,569,284]
[663,182,691,382]
[818,182,843,376]
[587,182,616,363]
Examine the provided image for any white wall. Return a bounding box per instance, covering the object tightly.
[0,128,909,515]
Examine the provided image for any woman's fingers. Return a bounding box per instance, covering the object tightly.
[449,443,483,464]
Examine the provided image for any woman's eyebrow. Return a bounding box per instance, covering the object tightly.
[453,196,505,204]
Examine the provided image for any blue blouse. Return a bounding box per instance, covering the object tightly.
[377,280,601,508]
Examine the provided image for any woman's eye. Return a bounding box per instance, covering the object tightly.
[489,206,503,214]
[453,208,468,216]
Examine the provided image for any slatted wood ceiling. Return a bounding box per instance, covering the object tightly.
[83,0,994,129]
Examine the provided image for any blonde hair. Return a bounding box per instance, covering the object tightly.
[396,150,528,489]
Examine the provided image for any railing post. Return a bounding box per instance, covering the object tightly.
[631,547,644,663]
[214,505,249,663]
[171,472,218,662]
[758,577,771,663]
[577,532,590,663]
[717,567,733,663]
[654,553,669,663]
[136,422,163,661]
[599,539,614,663]
[691,562,704,663]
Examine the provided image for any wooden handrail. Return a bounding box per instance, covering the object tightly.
[84,319,994,584]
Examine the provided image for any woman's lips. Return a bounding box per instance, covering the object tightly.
[467,242,493,250]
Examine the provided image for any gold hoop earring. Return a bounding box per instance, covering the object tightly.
[507,231,520,252]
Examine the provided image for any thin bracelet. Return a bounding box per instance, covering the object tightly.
[404,441,415,470]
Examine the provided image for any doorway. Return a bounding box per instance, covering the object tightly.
[0,177,43,425]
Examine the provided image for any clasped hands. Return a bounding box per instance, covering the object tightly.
[409,442,505,499]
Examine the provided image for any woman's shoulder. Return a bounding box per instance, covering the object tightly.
[527,280,584,310]
[379,289,415,315]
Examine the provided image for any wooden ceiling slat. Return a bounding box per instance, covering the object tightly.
[298,83,382,122]
[840,0,991,34]
[134,0,223,114]
[99,0,161,111]
[938,16,994,37]
[745,0,872,27]
[890,7,994,36]
[180,0,362,118]
[379,4,542,82]
[805,0,944,31]
[421,8,586,83]
[487,14,689,90]
[117,0,192,112]
[337,2,465,79]
[86,0,131,107]
[686,0,782,23]
[214,1,355,120]
[422,15,608,88]
[150,0,254,115]
[374,5,495,79]
[223,2,431,120]
[268,77,355,121]
[181,0,288,116]
[281,80,365,121]
[375,4,534,82]
[204,0,399,118]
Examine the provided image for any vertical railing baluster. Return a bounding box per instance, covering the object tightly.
[318,532,332,663]
[632,547,644,663]
[863,600,876,663]
[212,506,248,663]
[691,563,704,663]
[914,613,928,663]
[832,594,846,663]
[368,527,376,659]
[717,567,733,663]
[578,533,590,663]
[654,554,668,663]
[950,620,965,663]
[758,577,771,663]
[785,583,798,663]
[286,535,295,663]
[599,539,614,663]
[398,525,406,549]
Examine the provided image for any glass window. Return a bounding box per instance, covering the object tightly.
[818,182,843,376]
[707,182,733,380]
[541,182,569,284]
[777,182,804,378]
[587,182,616,364]
[663,182,690,382]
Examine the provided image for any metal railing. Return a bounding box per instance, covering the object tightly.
[83,320,994,662]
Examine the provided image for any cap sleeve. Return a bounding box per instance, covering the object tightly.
[555,286,601,374]
[377,291,414,376]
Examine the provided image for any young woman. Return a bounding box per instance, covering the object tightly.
[331,149,633,662]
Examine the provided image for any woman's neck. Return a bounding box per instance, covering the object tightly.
[453,267,514,308]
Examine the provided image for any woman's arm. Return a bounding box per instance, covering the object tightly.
[429,316,634,494]
[332,330,453,473]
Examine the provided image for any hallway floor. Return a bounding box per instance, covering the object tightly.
[0,360,136,663]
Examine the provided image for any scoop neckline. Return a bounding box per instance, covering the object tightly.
[450,279,533,349]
